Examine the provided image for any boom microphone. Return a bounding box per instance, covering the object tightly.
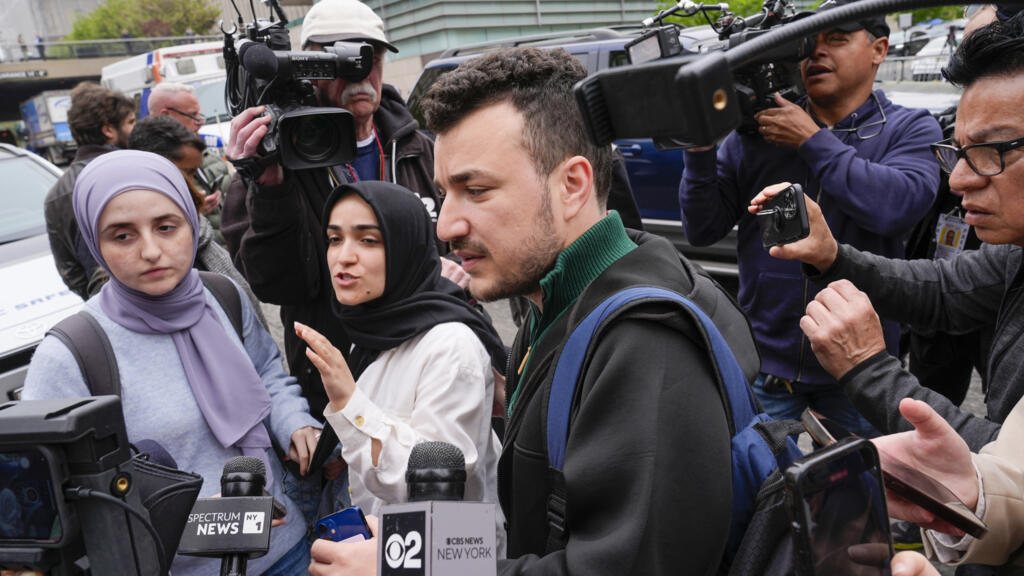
[378,442,496,575]
[238,41,278,80]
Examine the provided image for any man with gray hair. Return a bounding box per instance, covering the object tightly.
[148,82,232,241]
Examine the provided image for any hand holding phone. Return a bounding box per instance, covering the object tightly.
[316,506,372,543]
[786,437,893,576]
[757,183,810,249]
[801,408,987,539]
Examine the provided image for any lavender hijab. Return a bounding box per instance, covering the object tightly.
[73,150,273,480]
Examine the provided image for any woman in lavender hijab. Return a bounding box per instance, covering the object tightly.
[22,150,321,576]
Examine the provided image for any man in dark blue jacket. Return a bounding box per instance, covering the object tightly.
[679,0,941,436]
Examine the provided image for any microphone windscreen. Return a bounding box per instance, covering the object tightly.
[239,41,278,80]
[135,439,178,469]
[407,441,465,472]
[222,455,266,478]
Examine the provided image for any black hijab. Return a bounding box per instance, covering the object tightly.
[323,181,507,377]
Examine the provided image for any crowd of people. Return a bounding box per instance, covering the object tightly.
[22,0,1024,573]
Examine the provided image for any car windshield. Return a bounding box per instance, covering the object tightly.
[193,78,230,124]
[0,154,56,244]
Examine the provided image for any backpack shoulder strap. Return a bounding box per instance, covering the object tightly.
[543,286,759,553]
[199,271,243,341]
[546,285,757,470]
[47,311,121,396]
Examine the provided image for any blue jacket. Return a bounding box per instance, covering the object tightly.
[679,90,942,385]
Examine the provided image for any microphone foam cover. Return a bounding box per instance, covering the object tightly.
[407,441,465,472]
[239,41,278,80]
[223,455,266,477]
[135,439,178,469]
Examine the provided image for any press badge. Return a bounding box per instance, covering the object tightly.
[934,211,969,260]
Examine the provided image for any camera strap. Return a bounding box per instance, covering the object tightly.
[228,153,281,182]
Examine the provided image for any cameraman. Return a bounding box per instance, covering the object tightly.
[678,0,941,437]
[221,0,445,423]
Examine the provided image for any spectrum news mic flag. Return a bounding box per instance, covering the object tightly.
[378,441,497,576]
[177,456,273,576]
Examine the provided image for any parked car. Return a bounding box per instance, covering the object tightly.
[911,31,962,81]
[0,144,83,400]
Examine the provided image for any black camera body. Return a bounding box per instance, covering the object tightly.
[0,397,201,576]
[757,183,809,249]
[577,0,814,148]
[224,9,374,170]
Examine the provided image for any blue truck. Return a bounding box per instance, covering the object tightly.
[19,90,77,166]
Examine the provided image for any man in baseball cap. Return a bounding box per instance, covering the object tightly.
[817,0,891,38]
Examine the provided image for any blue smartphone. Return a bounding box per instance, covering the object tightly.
[316,506,372,542]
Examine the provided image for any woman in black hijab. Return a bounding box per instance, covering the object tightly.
[295,181,506,522]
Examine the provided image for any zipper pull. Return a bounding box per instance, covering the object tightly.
[517,346,532,376]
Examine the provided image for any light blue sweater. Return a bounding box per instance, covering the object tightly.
[23,284,319,575]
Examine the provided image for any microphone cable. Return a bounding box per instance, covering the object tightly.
[63,485,169,576]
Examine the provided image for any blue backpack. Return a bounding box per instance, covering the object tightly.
[545,286,805,574]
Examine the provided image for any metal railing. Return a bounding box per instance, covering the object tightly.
[0,35,222,63]
[877,53,954,82]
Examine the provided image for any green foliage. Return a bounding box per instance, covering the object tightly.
[907,6,963,25]
[67,0,219,40]
[654,0,781,27]
[653,0,961,30]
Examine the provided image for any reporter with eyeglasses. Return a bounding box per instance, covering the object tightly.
[747,12,1024,458]
[679,0,942,438]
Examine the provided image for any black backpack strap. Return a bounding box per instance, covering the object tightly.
[199,271,243,341]
[47,311,121,396]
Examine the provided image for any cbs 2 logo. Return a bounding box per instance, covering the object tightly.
[384,530,423,570]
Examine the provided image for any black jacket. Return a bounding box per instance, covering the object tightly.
[497,230,755,575]
[44,144,118,299]
[221,85,437,417]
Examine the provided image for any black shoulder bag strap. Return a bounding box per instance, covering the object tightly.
[46,273,245,395]
[198,271,244,340]
[48,311,121,396]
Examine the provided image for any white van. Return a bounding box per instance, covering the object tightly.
[100,41,232,151]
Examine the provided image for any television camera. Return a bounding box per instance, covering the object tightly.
[0,396,201,576]
[221,0,375,171]
[575,0,968,149]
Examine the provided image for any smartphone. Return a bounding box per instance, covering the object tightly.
[786,437,893,576]
[756,183,810,249]
[801,408,987,539]
[316,506,372,543]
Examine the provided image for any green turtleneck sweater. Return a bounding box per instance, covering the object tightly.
[507,211,636,415]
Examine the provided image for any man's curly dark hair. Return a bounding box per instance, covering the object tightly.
[67,82,136,146]
[422,48,613,206]
[943,10,1024,87]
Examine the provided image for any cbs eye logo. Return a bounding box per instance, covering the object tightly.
[384,530,423,570]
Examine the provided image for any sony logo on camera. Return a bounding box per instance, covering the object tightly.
[379,501,497,576]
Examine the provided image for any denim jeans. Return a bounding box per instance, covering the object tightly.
[753,373,880,438]
[263,536,311,576]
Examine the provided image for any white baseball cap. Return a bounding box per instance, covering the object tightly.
[300,0,398,53]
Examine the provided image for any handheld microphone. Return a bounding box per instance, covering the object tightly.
[177,456,273,576]
[378,442,496,576]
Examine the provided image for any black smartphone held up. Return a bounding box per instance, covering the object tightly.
[801,408,988,539]
[757,183,810,249]
[316,506,372,543]
[786,437,893,576]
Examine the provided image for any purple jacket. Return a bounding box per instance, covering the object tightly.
[679,90,942,385]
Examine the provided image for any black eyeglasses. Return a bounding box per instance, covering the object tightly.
[930,136,1024,177]
[828,92,887,141]
[168,107,204,124]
